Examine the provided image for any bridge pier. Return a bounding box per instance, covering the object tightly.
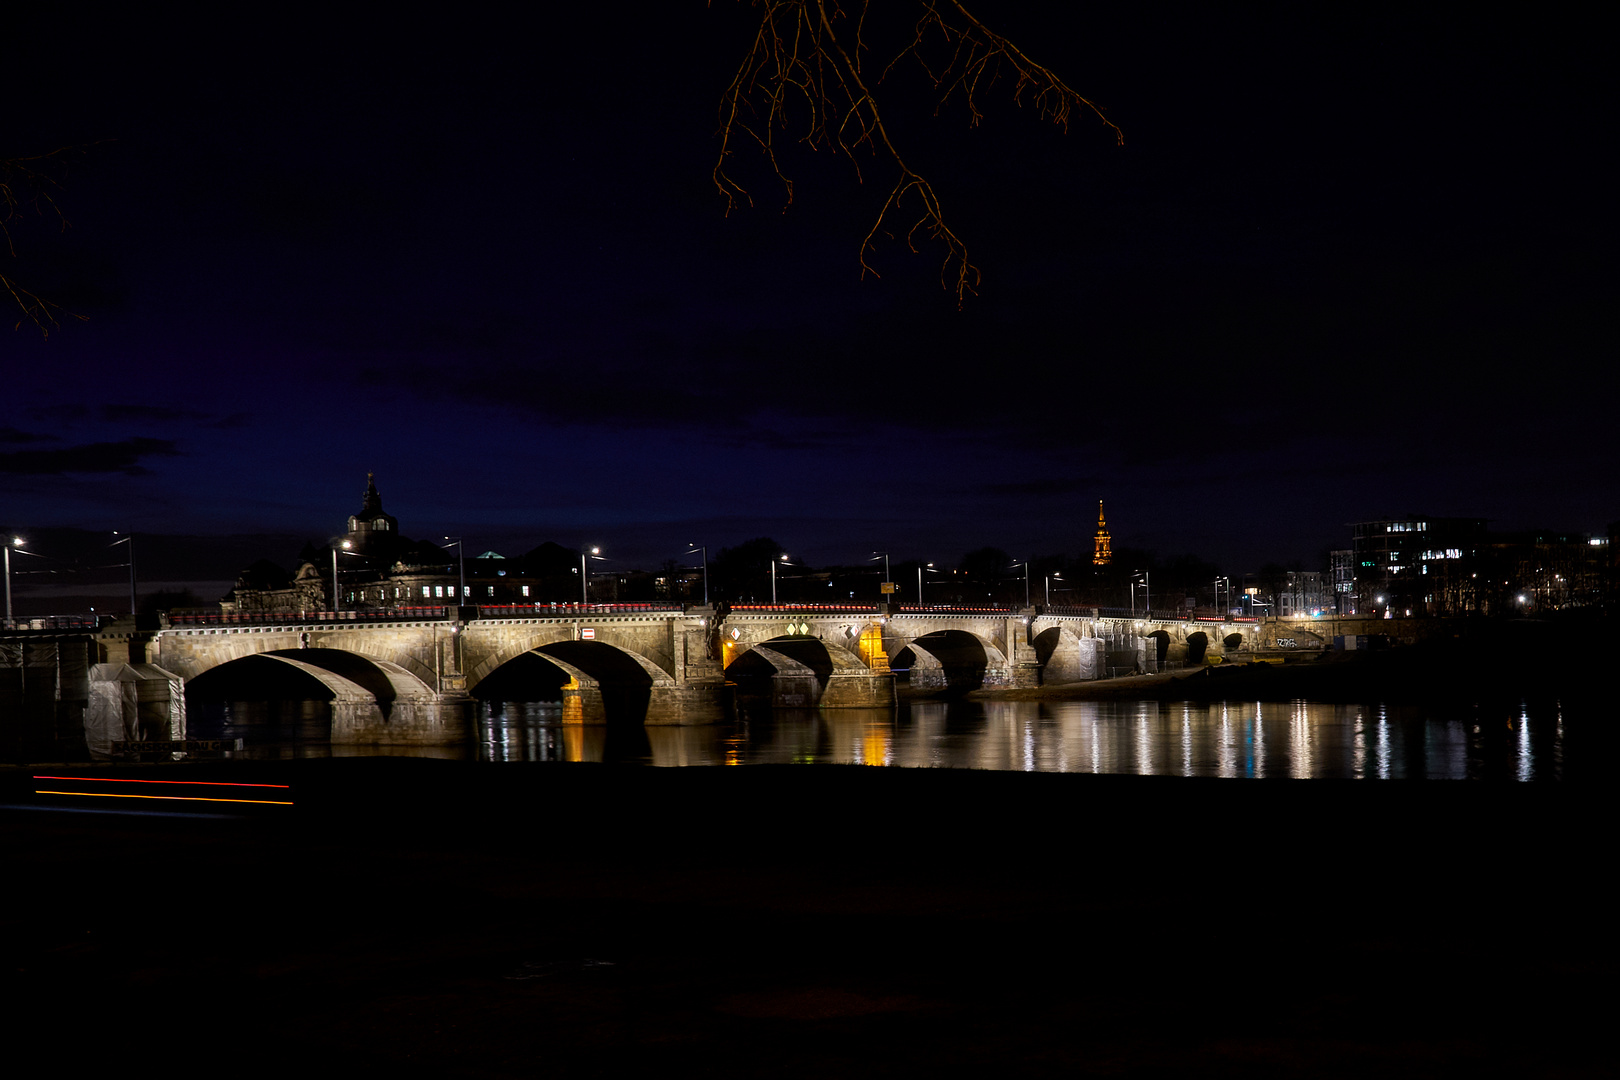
[819,672,897,708]
[330,696,473,744]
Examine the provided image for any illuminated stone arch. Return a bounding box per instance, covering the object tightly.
[1031,623,1086,683]
[724,632,883,709]
[887,627,1011,691]
[465,630,676,696]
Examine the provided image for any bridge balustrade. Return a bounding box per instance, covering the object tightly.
[166,607,453,626]
[476,602,684,617]
[729,603,1019,615]
[732,603,884,614]
[1,615,100,631]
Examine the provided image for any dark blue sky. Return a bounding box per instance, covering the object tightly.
[3,5,1611,586]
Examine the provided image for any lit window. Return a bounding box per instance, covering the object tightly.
[522,585,530,597]
[487,586,495,597]
[421,586,430,597]
[434,586,443,597]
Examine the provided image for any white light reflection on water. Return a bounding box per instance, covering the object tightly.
[1291,700,1312,779]
[1353,710,1366,779]
[1181,707,1193,778]
[1218,705,1235,779]
[1517,708,1533,782]
[1136,705,1153,776]
[1376,706,1391,780]
[1253,704,1266,779]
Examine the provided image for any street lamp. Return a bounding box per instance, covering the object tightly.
[771,553,791,604]
[444,536,466,606]
[1045,571,1062,606]
[581,546,603,605]
[331,540,355,611]
[684,544,708,606]
[918,562,939,605]
[110,532,137,615]
[4,537,22,621]
[1009,560,1031,608]
[871,551,891,603]
[1131,570,1150,616]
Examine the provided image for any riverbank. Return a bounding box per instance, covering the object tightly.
[968,636,1612,706]
[2,758,1609,1076]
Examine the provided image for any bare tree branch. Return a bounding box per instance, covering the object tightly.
[714,0,1121,307]
[2,146,91,336]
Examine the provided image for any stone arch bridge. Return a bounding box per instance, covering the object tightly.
[8,606,1260,746]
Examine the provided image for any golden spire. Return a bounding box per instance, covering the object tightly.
[1092,499,1112,566]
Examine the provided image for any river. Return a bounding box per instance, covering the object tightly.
[185,696,1573,779]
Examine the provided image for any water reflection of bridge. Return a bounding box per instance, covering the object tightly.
[3,604,1263,750]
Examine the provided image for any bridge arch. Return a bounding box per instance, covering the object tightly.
[181,649,435,707]
[1187,631,1209,664]
[1031,624,1087,683]
[185,652,372,705]
[466,632,675,696]
[889,628,1011,693]
[153,630,441,693]
[723,632,896,710]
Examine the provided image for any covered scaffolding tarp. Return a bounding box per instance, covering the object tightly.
[85,662,186,759]
[1,638,94,751]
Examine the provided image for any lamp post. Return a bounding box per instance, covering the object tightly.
[581,546,602,605]
[1131,570,1150,616]
[4,537,21,621]
[1045,571,1062,606]
[917,562,938,605]
[331,540,354,611]
[110,532,137,615]
[1009,560,1030,608]
[444,536,466,606]
[771,553,791,604]
[871,551,890,603]
[684,544,708,606]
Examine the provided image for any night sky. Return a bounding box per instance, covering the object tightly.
[3,6,1611,600]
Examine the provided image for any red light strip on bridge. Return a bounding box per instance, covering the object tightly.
[33,775,290,789]
[34,789,294,806]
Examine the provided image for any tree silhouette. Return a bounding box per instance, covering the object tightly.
[1,146,90,336]
[715,0,1121,305]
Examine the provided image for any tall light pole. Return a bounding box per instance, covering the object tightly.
[771,553,790,604]
[1009,560,1030,608]
[331,540,354,611]
[685,544,708,606]
[4,537,21,621]
[581,546,602,605]
[871,551,890,603]
[917,562,938,605]
[110,532,136,615]
[444,536,466,606]
[1045,571,1062,606]
[1132,570,1151,616]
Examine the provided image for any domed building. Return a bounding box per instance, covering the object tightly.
[342,472,400,556]
[219,475,620,615]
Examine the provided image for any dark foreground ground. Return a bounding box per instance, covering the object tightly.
[1,759,1611,1077]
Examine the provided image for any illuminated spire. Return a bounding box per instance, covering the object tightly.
[1092,499,1112,566]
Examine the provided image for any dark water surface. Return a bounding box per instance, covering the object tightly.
[186,697,1579,779]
